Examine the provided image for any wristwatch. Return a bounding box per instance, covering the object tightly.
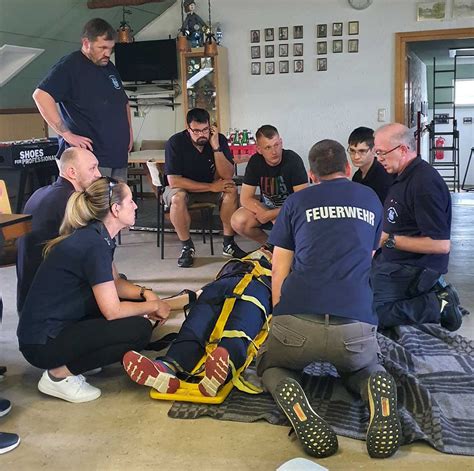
[384,234,396,249]
[138,285,152,300]
[212,147,222,152]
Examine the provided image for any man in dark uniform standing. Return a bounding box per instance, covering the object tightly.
[348,126,394,204]
[32,18,132,181]
[257,139,401,459]
[16,148,101,313]
[371,123,462,331]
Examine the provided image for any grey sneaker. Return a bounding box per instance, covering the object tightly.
[0,432,20,454]
[178,246,195,268]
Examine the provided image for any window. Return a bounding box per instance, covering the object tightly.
[455,79,474,106]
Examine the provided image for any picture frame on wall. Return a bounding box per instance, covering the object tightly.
[279,26,289,40]
[317,24,327,38]
[317,41,327,55]
[265,45,275,58]
[293,43,304,56]
[265,61,275,74]
[348,21,359,35]
[333,40,343,53]
[293,25,304,39]
[279,44,289,57]
[251,62,261,75]
[251,46,261,59]
[416,1,447,21]
[279,60,289,73]
[348,39,359,53]
[317,58,327,71]
[265,28,274,41]
[294,59,304,73]
[453,0,474,18]
[332,22,343,36]
[250,30,260,43]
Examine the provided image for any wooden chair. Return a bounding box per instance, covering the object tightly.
[146,161,215,259]
[0,180,12,214]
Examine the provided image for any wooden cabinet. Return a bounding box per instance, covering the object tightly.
[179,46,230,131]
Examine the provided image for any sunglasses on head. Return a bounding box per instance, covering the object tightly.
[100,176,119,208]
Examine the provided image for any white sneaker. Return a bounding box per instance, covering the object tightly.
[38,371,101,403]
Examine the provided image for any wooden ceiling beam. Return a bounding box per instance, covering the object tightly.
[87,0,166,9]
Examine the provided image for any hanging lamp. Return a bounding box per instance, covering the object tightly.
[203,0,218,57]
[177,0,190,52]
[117,7,134,43]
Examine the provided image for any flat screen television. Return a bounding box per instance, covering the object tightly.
[114,39,178,82]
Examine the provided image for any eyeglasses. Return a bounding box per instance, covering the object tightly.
[374,144,401,158]
[100,176,119,208]
[347,147,372,157]
[189,126,210,135]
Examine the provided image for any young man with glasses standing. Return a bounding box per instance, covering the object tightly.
[371,123,462,331]
[348,126,394,204]
[164,108,245,267]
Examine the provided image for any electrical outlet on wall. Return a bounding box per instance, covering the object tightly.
[377,108,387,122]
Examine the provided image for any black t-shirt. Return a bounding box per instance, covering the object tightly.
[352,158,394,205]
[16,177,75,313]
[37,51,129,168]
[243,150,308,208]
[164,130,233,184]
[382,157,451,273]
[17,221,115,345]
[269,179,382,324]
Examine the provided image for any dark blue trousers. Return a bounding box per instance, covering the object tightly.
[166,276,270,374]
[371,254,441,328]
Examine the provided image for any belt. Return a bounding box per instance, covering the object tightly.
[298,314,358,325]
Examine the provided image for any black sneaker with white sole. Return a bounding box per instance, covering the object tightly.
[437,285,462,332]
[0,432,20,454]
[223,241,247,259]
[0,398,11,418]
[366,371,402,459]
[275,378,338,458]
[178,246,195,268]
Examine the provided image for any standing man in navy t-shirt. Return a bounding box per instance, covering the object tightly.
[164,108,245,268]
[348,126,394,204]
[256,140,401,460]
[32,18,132,181]
[231,125,308,246]
[371,123,462,331]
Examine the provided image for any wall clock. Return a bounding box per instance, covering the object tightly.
[348,0,373,10]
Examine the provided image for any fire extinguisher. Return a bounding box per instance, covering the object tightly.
[435,137,445,160]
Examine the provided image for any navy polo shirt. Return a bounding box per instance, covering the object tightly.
[352,158,394,205]
[16,177,75,313]
[17,221,115,346]
[269,179,382,324]
[164,130,233,184]
[382,156,451,273]
[244,150,308,208]
[38,51,129,168]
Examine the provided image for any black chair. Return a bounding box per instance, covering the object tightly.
[146,160,216,259]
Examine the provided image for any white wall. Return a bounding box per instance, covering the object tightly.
[132,0,472,164]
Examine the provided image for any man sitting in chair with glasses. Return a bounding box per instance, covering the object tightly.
[370,123,462,332]
[164,108,246,268]
[348,126,394,205]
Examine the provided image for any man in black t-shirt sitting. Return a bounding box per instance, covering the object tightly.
[231,125,308,246]
[371,123,462,331]
[164,108,245,268]
[348,126,393,205]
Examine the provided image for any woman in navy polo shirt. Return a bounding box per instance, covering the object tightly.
[17,177,171,403]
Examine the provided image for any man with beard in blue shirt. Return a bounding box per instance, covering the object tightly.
[32,18,132,181]
[371,123,462,331]
[257,139,401,460]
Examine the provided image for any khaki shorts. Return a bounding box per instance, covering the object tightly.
[163,187,222,208]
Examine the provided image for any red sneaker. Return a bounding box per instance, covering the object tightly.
[123,351,180,394]
[198,346,230,397]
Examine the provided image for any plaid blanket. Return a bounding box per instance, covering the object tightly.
[168,323,474,456]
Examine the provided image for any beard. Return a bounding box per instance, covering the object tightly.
[196,136,208,146]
